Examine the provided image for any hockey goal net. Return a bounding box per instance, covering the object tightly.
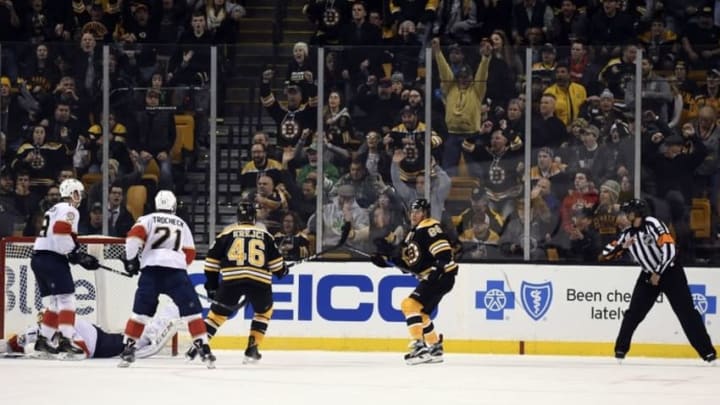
[1,236,177,355]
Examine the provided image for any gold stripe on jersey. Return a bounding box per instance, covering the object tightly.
[204,257,221,272]
[429,240,451,256]
[223,272,272,284]
[267,256,284,271]
[444,262,459,272]
[204,262,220,272]
[222,267,272,279]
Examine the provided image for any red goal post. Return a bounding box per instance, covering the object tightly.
[1,236,178,355]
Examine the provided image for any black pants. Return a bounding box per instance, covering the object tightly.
[615,264,716,359]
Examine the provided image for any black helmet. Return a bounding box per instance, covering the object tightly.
[237,201,256,223]
[410,198,431,214]
[620,198,648,217]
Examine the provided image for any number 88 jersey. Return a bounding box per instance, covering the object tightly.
[398,218,457,279]
[126,212,196,269]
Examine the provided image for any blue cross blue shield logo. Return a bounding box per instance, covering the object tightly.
[521,281,553,321]
[689,284,717,322]
[475,280,515,320]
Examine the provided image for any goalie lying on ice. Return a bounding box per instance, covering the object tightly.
[1,303,180,360]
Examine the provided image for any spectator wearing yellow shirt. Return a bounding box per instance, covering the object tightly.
[544,63,587,126]
[431,38,490,176]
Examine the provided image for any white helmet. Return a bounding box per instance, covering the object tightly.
[155,190,177,213]
[59,178,84,207]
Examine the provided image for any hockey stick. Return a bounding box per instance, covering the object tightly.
[197,293,248,313]
[98,264,133,278]
[344,244,372,258]
[287,221,352,268]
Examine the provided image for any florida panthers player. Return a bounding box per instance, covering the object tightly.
[1,303,181,359]
[119,190,215,368]
[31,178,100,358]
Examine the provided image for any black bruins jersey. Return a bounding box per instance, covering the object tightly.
[398,218,458,279]
[205,223,286,286]
[274,232,310,262]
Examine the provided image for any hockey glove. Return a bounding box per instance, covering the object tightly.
[69,248,100,270]
[276,264,290,280]
[123,256,140,276]
[370,253,394,268]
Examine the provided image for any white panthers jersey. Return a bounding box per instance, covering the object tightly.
[33,202,79,255]
[2,303,181,359]
[126,212,196,270]
[5,319,98,358]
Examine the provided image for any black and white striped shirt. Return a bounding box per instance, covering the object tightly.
[601,216,677,274]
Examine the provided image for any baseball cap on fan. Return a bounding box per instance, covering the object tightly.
[337,184,355,198]
[91,202,103,213]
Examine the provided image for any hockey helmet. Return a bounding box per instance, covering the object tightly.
[155,190,177,213]
[620,198,648,217]
[59,178,84,206]
[237,201,256,223]
[410,198,431,214]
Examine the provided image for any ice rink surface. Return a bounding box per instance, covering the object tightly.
[1,351,717,405]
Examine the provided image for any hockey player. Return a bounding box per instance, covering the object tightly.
[119,190,216,368]
[188,201,288,364]
[1,304,180,360]
[31,178,100,358]
[370,198,458,365]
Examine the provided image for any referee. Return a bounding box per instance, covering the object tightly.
[600,199,717,363]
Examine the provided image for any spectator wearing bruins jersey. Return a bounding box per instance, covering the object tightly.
[274,211,310,261]
[260,68,317,148]
[371,198,458,365]
[594,179,621,247]
[200,201,288,364]
[385,105,442,183]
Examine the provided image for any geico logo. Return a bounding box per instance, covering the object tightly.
[189,273,437,322]
[4,265,96,315]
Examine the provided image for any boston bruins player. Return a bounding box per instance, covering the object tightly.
[371,198,458,365]
[187,201,288,364]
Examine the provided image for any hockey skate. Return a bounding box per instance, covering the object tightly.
[404,339,431,365]
[192,339,216,369]
[118,340,137,368]
[243,336,261,364]
[30,334,58,359]
[184,344,198,362]
[704,352,717,366]
[427,334,444,364]
[57,335,85,360]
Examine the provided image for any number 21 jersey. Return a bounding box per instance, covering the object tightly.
[126,212,196,269]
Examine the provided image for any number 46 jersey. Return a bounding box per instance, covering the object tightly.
[204,223,285,286]
[126,212,196,269]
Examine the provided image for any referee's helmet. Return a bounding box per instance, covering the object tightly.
[620,198,648,217]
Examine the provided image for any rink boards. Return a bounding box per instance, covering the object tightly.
[3,261,719,357]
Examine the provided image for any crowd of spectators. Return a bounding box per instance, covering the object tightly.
[0,0,246,238]
[3,0,720,265]
[243,0,720,264]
